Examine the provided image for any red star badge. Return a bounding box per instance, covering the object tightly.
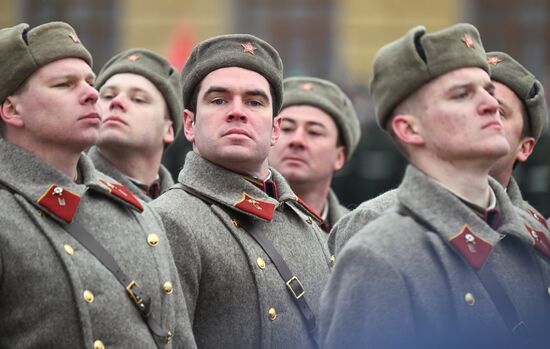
[300,83,314,91]
[127,54,140,62]
[462,34,474,48]
[241,42,257,55]
[68,32,80,43]
[487,56,502,65]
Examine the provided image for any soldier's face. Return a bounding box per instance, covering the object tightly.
[183,67,280,177]
[96,73,174,154]
[489,81,535,186]
[269,105,345,185]
[402,67,509,163]
[3,58,100,152]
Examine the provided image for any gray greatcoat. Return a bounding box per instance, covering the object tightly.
[320,165,550,349]
[88,146,175,202]
[152,152,332,349]
[323,188,349,232]
[0,139,195,349]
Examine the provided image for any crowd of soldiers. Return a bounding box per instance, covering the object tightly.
[0,20,548,349]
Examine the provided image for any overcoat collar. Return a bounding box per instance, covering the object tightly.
[398,165,550,267]
[0,140,143,224]
[178,152,321,222]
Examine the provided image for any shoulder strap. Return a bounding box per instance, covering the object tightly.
[0,181,172,347]
[398,204,529,347]
[173,183,319,344]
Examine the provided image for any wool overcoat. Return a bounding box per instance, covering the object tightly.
[0,140,195,349]
[320,165,550,349]
[88,146,175,202]
[152,152,332,349]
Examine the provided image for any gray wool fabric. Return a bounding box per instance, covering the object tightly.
[95,48,184,136]
[320,165,550,349]
[281,76,361,159]
[88,146,174,202]
[0,21,92,103]
[370,23,489,129]
[328,188,398,255]
[487,51,548,140]
[151,151,331,349]
[0,139,195,349]
[181,33,284,114]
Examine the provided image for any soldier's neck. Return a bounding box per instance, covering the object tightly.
[288,177,332,215]
[99,147,162,187]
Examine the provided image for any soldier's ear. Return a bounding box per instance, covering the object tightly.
[0,96,25,128]
[333,145,346,172]
[516,136,535,163]
[270,115,282,146]
[391,114,424,145]
[183,109,196,144]
[163,119,175,145]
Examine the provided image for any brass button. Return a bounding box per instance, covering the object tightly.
[231,217,239,227]
[64,244,74,255]
[305,216,313,224]
[165,330,173,343]
[83,290,94,303]
[330,255,336,265]
[163,281,173,294]
[464,292,475,306]
[93,340,105,349]
[268,307,277,320]
[257,257,266,269]
[547,286,550,296]
[147,233,160,246]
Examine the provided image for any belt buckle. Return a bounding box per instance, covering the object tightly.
[126,281,143,305]
[286,276,305,299]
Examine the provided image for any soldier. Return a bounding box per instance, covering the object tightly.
[151,34,332,348]
[329,51,549,255]
[88,48,181,201]
[268,77,361,232]
[319,24,550,349]
[0,22,195,348]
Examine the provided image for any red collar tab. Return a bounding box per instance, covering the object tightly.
[37,184,81,223]
[449,225,492,270]
[234,193,275,221]
[524,224,550,257]
[296,197,323,223]
[526,208,548,229]
[99,179,144,212]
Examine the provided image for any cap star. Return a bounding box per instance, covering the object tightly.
[462,34,474,48]
[300,83,314,91]
[487,56,502,65]
[127,54,140,62]
[241,42,257,55]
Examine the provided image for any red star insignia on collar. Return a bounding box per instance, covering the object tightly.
[462,34,474,48]
[68,32,80,43]
[300,83,314,91]
[487,56,502,65]
[241,42,257,55]
[127,54,140,62]
[449,225,492,269]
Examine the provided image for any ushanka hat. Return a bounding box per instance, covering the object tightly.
[370,23,489,130]
[487,51,548,140]
[281,76,361,159]
[181,33,284,115]
[95,48,183,136]
[0,21,92,103]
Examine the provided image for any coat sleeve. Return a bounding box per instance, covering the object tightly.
[319,239,417,349]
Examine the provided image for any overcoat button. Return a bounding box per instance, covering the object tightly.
[330,255,336,265]
[93,340,105,349]
[64,244,74,255]
[84,290,94,303]
[163,282,173,294]
[147,233,160,246]
[268,307,277,320]
[464,292,475,306]
[257,257,266,269]
[547,286,550,296]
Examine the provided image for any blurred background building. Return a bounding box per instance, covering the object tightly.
[1,0,549,214]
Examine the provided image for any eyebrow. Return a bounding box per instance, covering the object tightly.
[203,86,270,101]
[281,117,327,129]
